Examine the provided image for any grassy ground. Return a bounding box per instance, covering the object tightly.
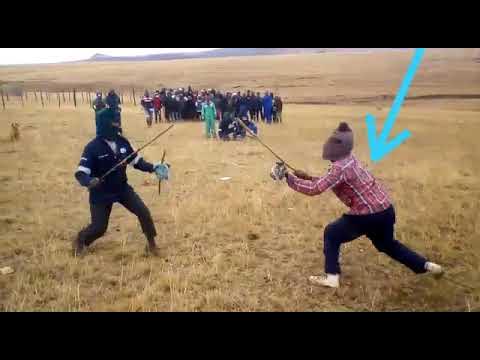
[0,97,479,311]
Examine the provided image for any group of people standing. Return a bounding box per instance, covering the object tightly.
[91,87,283,139]
[138,87,284,125]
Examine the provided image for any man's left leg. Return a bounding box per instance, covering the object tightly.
[119,187,159,255]
[309,215,364,288]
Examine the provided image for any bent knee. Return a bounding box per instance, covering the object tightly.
[324,223,339,242]
[135,205,152,220]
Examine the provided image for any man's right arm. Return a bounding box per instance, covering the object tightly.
[286,164,343,197]
[75,145,98,188]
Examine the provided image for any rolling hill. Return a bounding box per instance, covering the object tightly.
[87,48,409,62]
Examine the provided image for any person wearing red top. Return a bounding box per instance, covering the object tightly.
[153,91,163,123]
[272,122,444,288]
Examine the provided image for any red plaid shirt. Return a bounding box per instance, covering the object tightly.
[286,154,391,215]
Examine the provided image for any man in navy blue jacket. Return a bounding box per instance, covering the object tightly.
[73,108,167,257]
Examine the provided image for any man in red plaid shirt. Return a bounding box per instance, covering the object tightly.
[272,122,444,288]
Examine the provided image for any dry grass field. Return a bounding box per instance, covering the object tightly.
[0,49,479,311]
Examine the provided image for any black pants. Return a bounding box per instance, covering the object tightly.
[323,206,427,275]
[272,110,278,122]
[78,187,157,247]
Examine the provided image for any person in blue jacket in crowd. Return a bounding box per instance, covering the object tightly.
[73,108,169,257]
[262,91,273,124]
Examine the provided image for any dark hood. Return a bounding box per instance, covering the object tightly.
[95,108,119,141]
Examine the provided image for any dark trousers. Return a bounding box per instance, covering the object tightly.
[249,109,256,121]
[323,206,427,275]
[258,109,263,121]
[78,187,157,247]
[154,108,162,123]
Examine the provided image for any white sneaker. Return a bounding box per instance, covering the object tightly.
[425,262,444,278]
[309,274,340,288]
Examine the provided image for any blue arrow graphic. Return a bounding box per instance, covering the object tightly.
[366,48,425,162]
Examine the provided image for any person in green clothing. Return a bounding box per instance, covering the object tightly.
[202,95,217,139]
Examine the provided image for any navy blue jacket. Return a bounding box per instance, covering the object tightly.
[75,136,154,204]
[105,93,121,109]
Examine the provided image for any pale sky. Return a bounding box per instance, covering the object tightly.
[0,48,220,65]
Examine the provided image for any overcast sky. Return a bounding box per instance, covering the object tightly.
[0,48,220,65]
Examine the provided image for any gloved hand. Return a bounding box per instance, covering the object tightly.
[270,162,287,181]
[87,177,100,189]
[154,163,170,181]
[293,170,313,180]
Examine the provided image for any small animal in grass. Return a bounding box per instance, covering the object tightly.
[10,123,20,142]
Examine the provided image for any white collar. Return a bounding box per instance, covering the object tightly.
[103,139,118,154]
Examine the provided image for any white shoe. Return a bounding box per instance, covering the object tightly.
[309,274,340,288]
[425,262,444,278]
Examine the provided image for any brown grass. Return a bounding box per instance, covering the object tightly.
[0,49,479,311]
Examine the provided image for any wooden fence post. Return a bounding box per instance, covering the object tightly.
[21,92,24,107]
[132,88,136,106]
[40,91,44,108]
[73,89,77,107]
[34,91,38,103]
[1,90,5,110]
[58,93,61,108]
[62,91,66,103]
[121,92,124,105]
[81,91,84,103]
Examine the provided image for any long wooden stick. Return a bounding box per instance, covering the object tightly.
[237,118,297,171]
[99,124,174,182]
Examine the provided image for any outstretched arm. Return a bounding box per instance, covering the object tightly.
[130,154,155,173]
[286,165,343,196]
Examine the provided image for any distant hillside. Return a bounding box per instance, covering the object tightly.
[87,48,410,62]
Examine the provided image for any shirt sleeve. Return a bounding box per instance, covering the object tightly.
[122,139,138,165]
[286,164,343,196]
[124,139,154,172]
[75,144,95,187]
[76,144,94,176]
